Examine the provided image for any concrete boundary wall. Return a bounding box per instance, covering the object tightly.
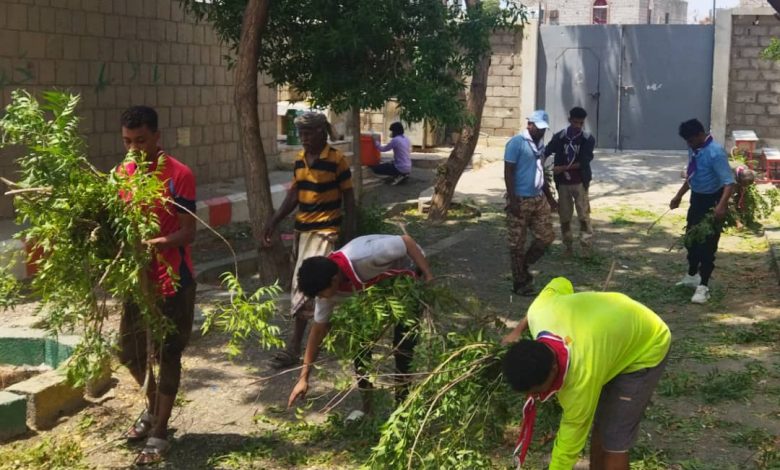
[711,7,780,147]
[0,0,277,218]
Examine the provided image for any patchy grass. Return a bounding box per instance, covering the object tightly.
[608,206,659,227]
[699,363,766,403]
[0,437,88,470]
[658,362,767,404]
[620,276,692,307]
[722,321,780,344]
[667,336,729,363]
[658,370,698,398]
[628,444,670,470]
[207,402,391,469]
[728,427,776,448]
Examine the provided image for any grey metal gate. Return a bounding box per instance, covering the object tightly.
[537,25,714,150]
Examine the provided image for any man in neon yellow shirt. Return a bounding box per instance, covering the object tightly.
[502,277,671,470]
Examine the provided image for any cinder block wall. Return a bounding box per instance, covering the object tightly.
[0,0,277,218]
[357,28,524,142]
[482,28,523,138]
[726,13,780,143]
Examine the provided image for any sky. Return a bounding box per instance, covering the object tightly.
[687,0,741,23]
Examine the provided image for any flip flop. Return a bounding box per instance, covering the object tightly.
[134,437,170,466]
[123,410,153,443]
[269,350,300,369]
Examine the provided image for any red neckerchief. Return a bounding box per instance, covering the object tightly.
[327,251,417,293]
[512,331,570,467]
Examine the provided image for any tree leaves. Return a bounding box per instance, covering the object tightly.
[200,272,284,358]
[0,90,169,386]
[179,0,526,128]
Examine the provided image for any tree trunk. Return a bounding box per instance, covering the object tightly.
[427,52,491,221]
[351,106,363,202]
[234,0,290,285]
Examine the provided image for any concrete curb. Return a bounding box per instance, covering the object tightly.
[0,391,27,441]
[0,328,110,439]
[6,369,87,431]
[0,327,79,369]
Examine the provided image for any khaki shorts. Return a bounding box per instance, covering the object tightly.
[290,230,338,318]
[592,353,669,452]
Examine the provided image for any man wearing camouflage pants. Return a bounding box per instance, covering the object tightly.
[504,110,557,296]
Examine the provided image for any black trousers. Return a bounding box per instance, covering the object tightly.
[353,320,418,403]
[686,190,724,286]
[370,162,406,177]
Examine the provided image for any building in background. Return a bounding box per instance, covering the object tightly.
[739,0,768,6]
[532,0,688,25]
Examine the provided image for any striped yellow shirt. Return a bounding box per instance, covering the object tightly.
[293,145,353,233]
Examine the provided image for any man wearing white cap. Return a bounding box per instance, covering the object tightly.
[503,110,557,296]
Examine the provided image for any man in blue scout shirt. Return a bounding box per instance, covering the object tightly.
[670,119,735,304]
[504,110,557,296]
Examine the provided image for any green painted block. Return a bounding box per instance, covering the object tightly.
[0,338,45,366]
[0,391,27,440]
[44,338,74,368]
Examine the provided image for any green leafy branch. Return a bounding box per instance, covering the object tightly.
[761,37,780,61]
[0,90,171,387]
[201,272,284,358]
[366,332,522,470]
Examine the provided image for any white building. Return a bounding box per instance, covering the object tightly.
[532,0,688,25]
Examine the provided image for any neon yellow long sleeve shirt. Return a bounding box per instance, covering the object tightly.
[527,277,671,470]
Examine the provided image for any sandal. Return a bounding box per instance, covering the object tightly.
[134,437,170,466]
[269,350,300,369]
[124,410,154,443]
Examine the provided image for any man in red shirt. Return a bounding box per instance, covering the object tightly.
[116,106,196,465]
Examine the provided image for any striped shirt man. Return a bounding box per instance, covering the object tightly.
[293,145,353,233]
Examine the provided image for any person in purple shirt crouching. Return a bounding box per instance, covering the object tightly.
[371,122,412,185]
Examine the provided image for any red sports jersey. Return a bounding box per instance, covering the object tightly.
[120,151,196,296]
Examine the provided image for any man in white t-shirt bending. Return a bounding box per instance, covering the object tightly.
[287,234,433,414]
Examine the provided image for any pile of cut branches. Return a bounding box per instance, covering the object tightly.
[0,90,168,386]
[315,276,527,468]
[367,332,521,469]
[728,184,780,229]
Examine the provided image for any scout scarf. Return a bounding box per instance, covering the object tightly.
[521,130,546,193]
[686,134,714,181]
[562,127,583,181]
[512,331,570,468]
[327,251,417,292]
[563,127,582,166]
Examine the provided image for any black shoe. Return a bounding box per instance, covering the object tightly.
[512,279,536,296]
[513,284,536,296]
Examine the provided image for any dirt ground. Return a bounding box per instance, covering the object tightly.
[1,153,779,469]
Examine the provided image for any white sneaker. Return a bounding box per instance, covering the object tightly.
[691,285,710,304]
[345,409,366,424]
[676,273,701,289]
